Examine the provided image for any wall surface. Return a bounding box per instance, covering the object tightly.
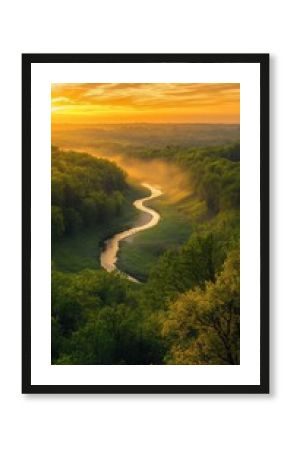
[0,1,286,449]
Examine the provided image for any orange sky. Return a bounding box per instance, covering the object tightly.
[51,83,240,124]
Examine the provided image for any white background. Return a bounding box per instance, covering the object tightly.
[0,0,286,449]
[31,62,260,386]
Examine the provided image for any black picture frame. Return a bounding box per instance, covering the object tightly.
[22,53,269,394]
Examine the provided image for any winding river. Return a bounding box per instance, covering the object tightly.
[100,183,163,282]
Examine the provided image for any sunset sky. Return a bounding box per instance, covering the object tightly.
[51,83,240,124]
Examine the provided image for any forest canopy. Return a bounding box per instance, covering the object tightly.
[51,147,127,239]
[51,142,240,365]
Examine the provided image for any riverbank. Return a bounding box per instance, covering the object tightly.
[51,183,148,272]
[52,181,194,278]
[117,195,193,281]
[100,183,163,281]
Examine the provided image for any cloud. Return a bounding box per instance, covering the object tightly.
[51,83,240,124]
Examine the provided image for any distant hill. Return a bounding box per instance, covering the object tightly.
[52,123,240,151]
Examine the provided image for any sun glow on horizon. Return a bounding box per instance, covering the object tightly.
[51,83,240,125]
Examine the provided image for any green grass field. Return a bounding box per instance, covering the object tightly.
[117,196,193,281]
[51,183,148,272]
[52,184,196,279]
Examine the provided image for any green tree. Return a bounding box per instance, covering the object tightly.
[51,205,65,238]
[162,248,240,365]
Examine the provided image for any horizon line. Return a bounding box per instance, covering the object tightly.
[52,122,240,126]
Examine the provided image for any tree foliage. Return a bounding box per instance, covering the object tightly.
[162,249,240,364]
[51,147,127,239]
[131,143,240,214]
[51,269,165,364]
[51,143,240,365]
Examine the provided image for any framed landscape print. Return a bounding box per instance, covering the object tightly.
[22,53,269,394]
